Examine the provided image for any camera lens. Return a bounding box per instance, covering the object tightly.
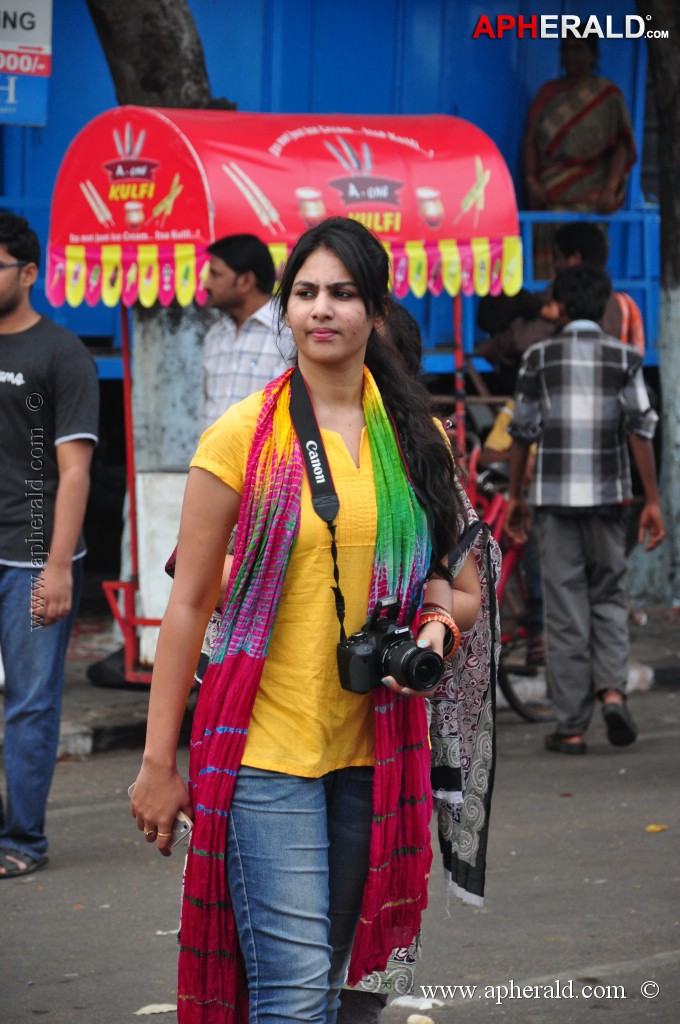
[405,651,444,692]
[408,649,443,690]
[383,640,443,692]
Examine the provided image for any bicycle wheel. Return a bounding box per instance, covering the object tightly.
[498,558,555,723]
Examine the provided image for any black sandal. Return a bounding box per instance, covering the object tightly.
[544,733,587,756]
[0,847,49,879]
[602,702,637,747]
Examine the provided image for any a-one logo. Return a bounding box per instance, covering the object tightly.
[306,440,325,483]
[324,136,403,207]
[102,125,159,183]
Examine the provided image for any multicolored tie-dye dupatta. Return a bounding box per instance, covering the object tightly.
[177,367,434,1023]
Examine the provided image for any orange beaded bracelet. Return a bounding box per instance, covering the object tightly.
[418,611,461,661]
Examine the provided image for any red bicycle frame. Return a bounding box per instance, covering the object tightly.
[464,448,523,603]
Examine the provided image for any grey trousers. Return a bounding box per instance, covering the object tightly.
[536,509,629,735]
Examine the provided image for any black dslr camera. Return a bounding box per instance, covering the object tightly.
[337,595,444,695]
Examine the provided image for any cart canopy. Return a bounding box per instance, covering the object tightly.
[47,107,521,308]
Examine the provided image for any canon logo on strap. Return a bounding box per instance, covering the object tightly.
[306,440,325,483]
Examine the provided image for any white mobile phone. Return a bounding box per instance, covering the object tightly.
[128,784,193,848]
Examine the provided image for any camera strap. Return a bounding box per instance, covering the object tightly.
[447,519,484,570]
[289,368,348,644]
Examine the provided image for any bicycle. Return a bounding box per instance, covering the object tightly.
[464,447,554,723]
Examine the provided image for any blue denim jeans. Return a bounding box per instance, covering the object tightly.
[0,561,83,858]
[226,765,374,1024]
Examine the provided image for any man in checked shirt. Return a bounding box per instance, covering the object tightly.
[505,264,665,756]
[198,234,293,436]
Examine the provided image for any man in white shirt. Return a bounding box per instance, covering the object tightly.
[199,234,293,436]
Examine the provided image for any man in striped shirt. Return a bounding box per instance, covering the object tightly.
[506,264,664,756]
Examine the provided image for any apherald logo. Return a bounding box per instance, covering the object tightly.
[472,14,668,40]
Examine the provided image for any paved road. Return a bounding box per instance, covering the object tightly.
[2,747,190,1024]
[387,683,680,1024]
[2,684,679,1024]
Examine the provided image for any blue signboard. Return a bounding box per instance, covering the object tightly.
[0,1,52,126]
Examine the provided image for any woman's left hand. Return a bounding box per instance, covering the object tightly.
[381,620,444,698]
[526,179,548,209]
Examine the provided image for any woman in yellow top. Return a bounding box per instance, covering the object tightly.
[129,217,480,1024]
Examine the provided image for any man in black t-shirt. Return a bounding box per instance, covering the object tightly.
[0,211,99,878]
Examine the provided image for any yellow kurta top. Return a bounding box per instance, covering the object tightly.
[191,391,377,777]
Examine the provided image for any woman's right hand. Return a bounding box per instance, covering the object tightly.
[595,183,619,213]
[133,470,240,855]
[129,761,192,857]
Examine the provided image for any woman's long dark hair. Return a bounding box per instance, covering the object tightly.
[277,217,464,565]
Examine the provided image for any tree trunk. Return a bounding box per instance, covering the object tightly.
[85,0,227,657]
[85,0,212,107]
[642,0,680,289]
[85,0,221,469]
[627,1,680,603]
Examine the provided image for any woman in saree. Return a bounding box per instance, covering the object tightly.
[523,33,637,278]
